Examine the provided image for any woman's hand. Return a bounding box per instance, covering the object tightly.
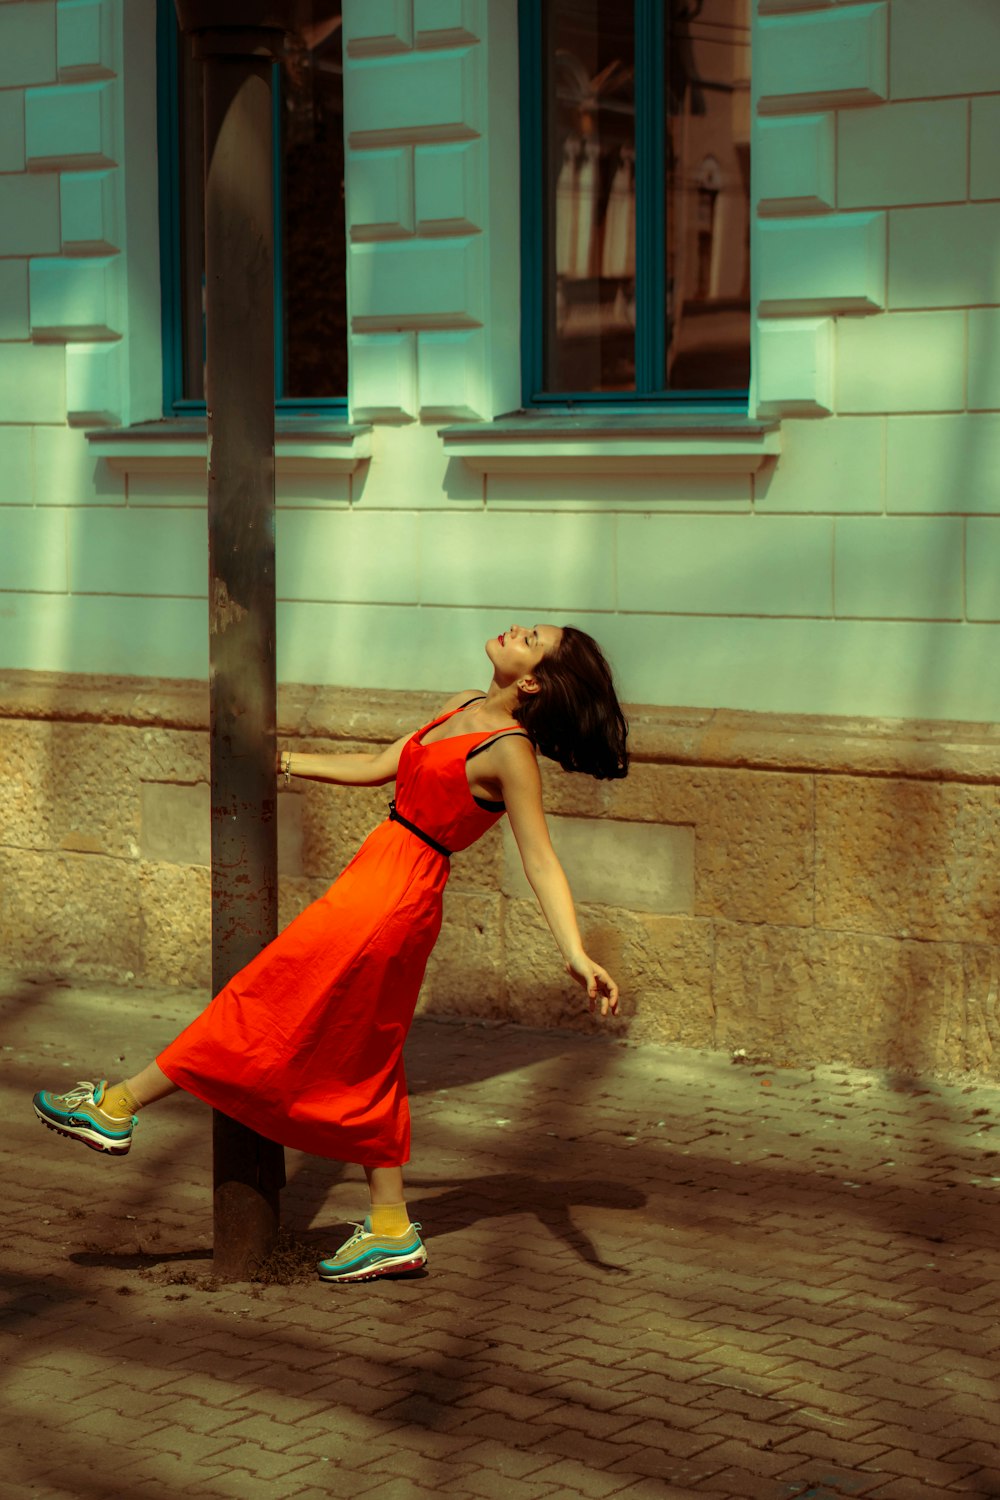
[565,954,619,1017]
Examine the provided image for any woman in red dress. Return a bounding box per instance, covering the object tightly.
[33,623,628,1282]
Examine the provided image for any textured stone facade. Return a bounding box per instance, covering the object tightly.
[3,670,999,1080]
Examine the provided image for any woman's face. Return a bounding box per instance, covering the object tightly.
[486,623,562,683]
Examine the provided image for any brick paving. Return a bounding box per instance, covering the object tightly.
[2,971,1000,1500]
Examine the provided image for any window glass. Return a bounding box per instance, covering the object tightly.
[535,0,750,400]
[666,0,751,393]
[542,1,637,393]
[172,2,346,404]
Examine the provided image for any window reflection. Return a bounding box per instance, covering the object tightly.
[544,1,637,392]
[175,1,346,403]
[539,0,750,397]
[666,0,750,393]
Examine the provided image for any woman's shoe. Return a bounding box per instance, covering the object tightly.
[32,1080,135,1155]
[317,1220,427,1282]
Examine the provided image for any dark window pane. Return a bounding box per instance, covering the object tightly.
[541,0,637,393]
[174,2,346,403]
[177,34,205,401]
[666,0,751,392]
[279,4,346,399]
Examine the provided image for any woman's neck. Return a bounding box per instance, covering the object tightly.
[478,679,521,723]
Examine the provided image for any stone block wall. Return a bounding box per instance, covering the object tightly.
[3,669,999,1081]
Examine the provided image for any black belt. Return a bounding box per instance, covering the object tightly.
[388,800,452,858]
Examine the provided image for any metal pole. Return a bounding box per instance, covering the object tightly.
[174,2,294,1280]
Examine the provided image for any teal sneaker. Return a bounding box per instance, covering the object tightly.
[32,1080,135,1156]
[318,1219,427,1283]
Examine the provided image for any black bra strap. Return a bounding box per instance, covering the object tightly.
[466,730,531,763]
[457,694,486,710]
[388,800,452,858]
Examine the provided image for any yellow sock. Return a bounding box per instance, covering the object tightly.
[370,1202,410,1237]
[101,1082,141,1119]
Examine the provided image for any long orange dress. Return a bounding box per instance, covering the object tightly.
[157,706,525,1167]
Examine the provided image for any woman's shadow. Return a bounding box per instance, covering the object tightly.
[300,1171,646,1275]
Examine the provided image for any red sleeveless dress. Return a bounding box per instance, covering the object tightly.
[157,707,524,1167]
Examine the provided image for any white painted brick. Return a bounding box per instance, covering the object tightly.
[65,340,120,425]
[276,510,419,603]
[590,612,1000,723]
[125,474,208,508]
[756,5,887,114]
[839,100,968,210]
[60,169,118,253]
[755,115,834,215]
[421,511,616,610]
[0,593,208,677]
[890,205,1000,311]
[0,506,66,592]
[275,601,476,691]
[33,423,123,506]
[414,0,479,40]
[30,255,121,340]
[968,520,1000,621]
[349,332,417,422]
[57,0,115,81]
[755,416,884,514]
[758,214,885,315]
[350,237,481,326]
[26,79,116,169]
[501,816,693,915]
[414,140,481,231]
[0,174,60,256]
[0,2,56,89]
[891,0,1000,101]
[756,318,834,415]
[0,428,33,506]
[352,420,481,506]
[969,309,1000,412]
[347,48,479,143]
[619,514,832,617]
[887,416,1000,515]
[0,90,26,172]
[0,344,66,422]
[835,517,963,619]
[67,508,206,596]
[417,329,484,419]
[486,472,750,513]
[275,473,351,510]
[346,147,413,238]
[0,260,29,341]
[837,312,965,414]
[971,97,1000,203]
[343,0,412,55]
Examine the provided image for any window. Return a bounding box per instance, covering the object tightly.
[156,0,348,414]
[519,0,751,405]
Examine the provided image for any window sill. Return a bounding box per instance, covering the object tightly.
[86,419,373,476]
[438,413,781,475]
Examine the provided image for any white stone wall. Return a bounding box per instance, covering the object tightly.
[1,0,999,722]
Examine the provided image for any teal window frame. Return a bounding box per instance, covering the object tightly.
[518,0,748,410]
[155,0,348,419]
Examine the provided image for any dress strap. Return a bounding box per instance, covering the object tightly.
[387,800,452,858]
[465,729,531,763]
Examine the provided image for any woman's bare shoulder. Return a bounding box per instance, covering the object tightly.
[438,688,487,714]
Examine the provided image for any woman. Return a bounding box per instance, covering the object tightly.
[33,624,629,1283]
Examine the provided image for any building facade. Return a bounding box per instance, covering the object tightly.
[2,0,1000,1076]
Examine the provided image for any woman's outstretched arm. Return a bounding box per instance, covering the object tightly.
[279,688,485,788]
[280,733,410,787]
[497,738,619,1016]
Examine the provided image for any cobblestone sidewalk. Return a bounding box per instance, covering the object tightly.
[2,973,1000,1500]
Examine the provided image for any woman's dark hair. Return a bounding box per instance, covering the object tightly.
[513,626,629,780]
